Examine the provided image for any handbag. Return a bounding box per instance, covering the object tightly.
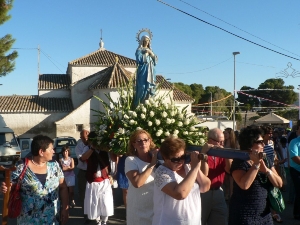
[268,185,285,212]
[8,158,29,218]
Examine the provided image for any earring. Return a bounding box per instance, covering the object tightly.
[134,148,137,152]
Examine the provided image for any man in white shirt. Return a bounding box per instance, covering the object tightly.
[75,129,89,216]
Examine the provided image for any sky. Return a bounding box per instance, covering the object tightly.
[1,0,300,99]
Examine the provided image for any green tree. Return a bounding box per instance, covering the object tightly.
[257,78,297,109]
[0,0,18,77]
[173,82,193,97]
[190,83,204,104]
[237,86,260,127]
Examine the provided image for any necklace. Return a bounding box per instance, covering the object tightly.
[31,158,46,167]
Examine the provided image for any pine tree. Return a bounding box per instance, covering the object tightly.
[0,0,18,77]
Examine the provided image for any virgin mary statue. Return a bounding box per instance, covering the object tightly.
[134,35,158,107]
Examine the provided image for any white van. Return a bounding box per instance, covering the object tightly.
[0,126,21,167]
[18,138,33,158]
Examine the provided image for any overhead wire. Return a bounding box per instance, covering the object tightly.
[159,57,232,74]
[179,0,300,58]
[157,0,300,61]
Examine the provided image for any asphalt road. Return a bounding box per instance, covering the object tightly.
[0,169,300,225]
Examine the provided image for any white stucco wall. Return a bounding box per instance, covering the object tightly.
[0,112,69,138]
[70,73,103,108]
[69,65,107,84]
[38,89,70,98]
[155,89,173,104]
[55,99,92,139]
[88,89,120,124]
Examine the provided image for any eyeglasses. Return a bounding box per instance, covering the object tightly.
[135,138,149,144]
[170,154,186,163]
[254,140,264,145]
[209,138,224,145]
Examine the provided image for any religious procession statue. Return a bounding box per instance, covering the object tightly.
[134,29,158,107]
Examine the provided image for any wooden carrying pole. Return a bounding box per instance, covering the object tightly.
[0,166,15,225]
[186,145,266,160]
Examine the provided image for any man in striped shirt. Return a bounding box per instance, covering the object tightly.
[262,126,275,165]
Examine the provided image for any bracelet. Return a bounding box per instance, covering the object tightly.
[266,170,273,177]
[253,163,260,170]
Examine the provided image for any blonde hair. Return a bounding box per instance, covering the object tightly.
[224,128,237,148]
[127,129,156,156]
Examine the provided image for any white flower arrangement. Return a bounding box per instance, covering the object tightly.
[92,81,207,154]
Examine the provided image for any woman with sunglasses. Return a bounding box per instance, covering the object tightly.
[152,136,211,225]
[228,126,283,225]
[125,129,158,225]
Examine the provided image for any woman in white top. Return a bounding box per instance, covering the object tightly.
[125,129,158,225]
[153,137,211,225]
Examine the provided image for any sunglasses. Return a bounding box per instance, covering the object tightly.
[170,154,186,163]
[135,138,149,144]
[254,140,264,145]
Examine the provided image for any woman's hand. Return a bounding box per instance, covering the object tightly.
[258,159,269,173]
[190,151,201,170]
[149,149,159,167]
[249,149,261,165]
[1,182,8,194]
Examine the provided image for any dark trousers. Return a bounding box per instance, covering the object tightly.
[77,169,87,211]
[290,167,300,217]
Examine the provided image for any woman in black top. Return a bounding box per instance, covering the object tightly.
[228,126,283,225]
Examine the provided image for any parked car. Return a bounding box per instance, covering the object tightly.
[0,125,21,167]
[53,137,78,165]
[18,138,33,159]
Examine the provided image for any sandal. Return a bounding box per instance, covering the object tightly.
[272,214,283,223]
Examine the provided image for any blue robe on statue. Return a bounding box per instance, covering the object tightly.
[134,45,158,107]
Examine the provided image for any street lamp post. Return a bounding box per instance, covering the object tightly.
[233,52,240,130]
[210,92,212,116]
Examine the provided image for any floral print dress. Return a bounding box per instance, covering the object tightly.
[11,160,64,225]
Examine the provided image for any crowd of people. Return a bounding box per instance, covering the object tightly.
[1,123,300,225]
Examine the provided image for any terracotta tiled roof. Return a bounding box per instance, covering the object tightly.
[38,74,70,90]
[69,49,136,67]
[173,88,194,102]
[155,75,193,102]
[0,96,73,112]
[89,62,132,89]
[156,75,173,89]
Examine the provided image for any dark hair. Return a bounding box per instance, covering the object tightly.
[260,126,273,136]
[238,126,263,150]
[61,145,70,153]
[160,136,186,160]
[31,135,54,156]
[88,131,98,147]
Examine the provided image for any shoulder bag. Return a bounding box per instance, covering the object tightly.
[268,185,285,212]
[264,157,285,212]
[8,158,29,218]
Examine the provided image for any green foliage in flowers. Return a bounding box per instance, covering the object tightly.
[92,80,207,154]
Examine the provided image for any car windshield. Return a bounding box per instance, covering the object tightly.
[0,133,18,146]
[56,138,76,147]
